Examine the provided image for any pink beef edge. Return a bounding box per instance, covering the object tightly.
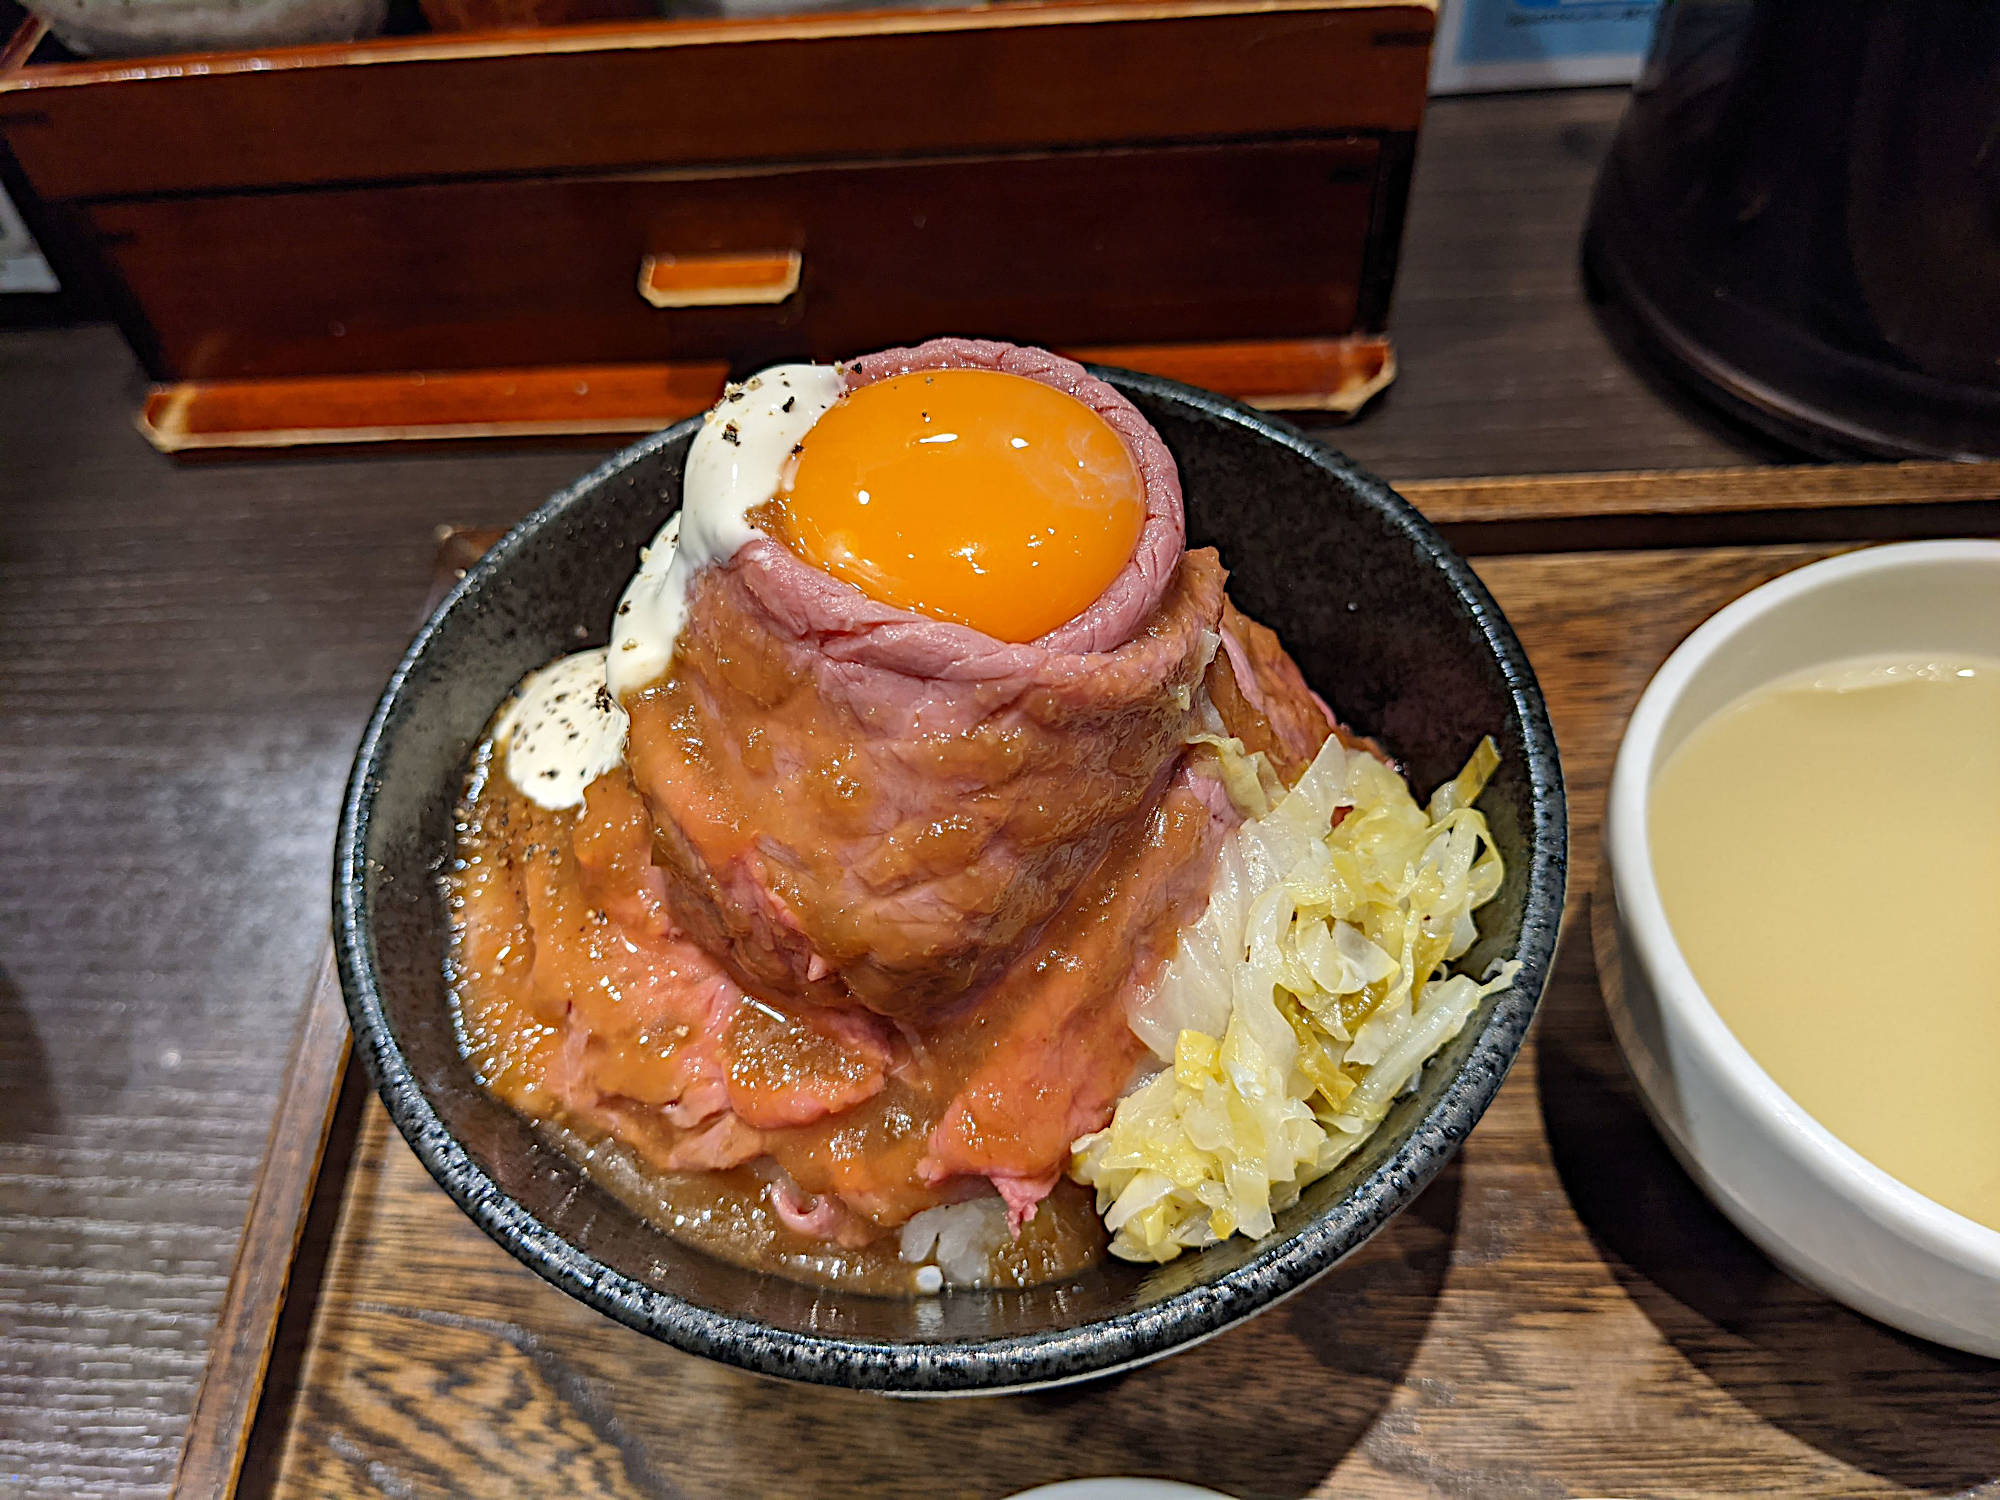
[721,336,1187,691]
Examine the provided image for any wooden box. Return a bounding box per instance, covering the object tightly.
[0,0,1433,448]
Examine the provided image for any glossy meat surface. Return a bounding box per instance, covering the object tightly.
[617,339,1217,1023]
[623,549,1225,1022]
[450,747,1230,1259]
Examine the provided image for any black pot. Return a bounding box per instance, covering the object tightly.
[1586,0,2000,459]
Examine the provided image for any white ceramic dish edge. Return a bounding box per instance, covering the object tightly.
[1602,539,2000,1358]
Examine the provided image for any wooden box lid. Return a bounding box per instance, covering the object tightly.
[0,0,1434,199]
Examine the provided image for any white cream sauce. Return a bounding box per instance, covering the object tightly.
[606,363,845,699]
[495,648,629,809]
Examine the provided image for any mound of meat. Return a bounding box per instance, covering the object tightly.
[622,339,1214,1021]
[450,339,1340,1252]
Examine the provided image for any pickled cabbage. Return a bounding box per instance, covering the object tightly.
[1072,734,1518,1262]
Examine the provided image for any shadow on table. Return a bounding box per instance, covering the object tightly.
[1029,1157,1462,1500]
[1538,901,2000,1494]
[1580,246,1815,467]
[689,1159,1463,1500]
[0,963,57,1142]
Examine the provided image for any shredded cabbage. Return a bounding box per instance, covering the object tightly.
[1073,734,1519,1262]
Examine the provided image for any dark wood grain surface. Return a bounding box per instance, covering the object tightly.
[256,542,2000,1500]
[0,345,593,1496]
[0,84,1792,1498]
[169,949,347,1500]
[170,528,505,1500]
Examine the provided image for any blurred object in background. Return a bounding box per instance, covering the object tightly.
[663,0,980,18]
[420,0,643,35]
[23,0,383,56]
[1431,0,1663,93]
[0,178,57,293]
[1586,0,2000,460]
[0,0,1432,451]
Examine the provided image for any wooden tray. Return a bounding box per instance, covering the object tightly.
[182,463,2000,1500]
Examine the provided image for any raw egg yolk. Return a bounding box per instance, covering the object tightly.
[774,368,1147,643]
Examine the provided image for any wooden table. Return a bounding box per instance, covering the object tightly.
[241,520,2000,1500]
[0,85,1988,1499]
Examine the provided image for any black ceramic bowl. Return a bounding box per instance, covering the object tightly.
[334,371,1567,1394]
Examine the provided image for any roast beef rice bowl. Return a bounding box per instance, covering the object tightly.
[435,339,1530,1298]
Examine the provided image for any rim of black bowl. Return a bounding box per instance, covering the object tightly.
[333,368,1568,1394]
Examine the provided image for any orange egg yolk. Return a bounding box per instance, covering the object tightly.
[774,368,1147,643]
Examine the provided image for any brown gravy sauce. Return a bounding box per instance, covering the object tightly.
[530,1116,1107,1296]
[445,738,1112,1296]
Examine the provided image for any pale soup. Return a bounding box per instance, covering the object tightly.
[1650,655,2000,1232]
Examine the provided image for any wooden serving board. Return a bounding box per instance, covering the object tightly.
[188,466,2000,1500]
